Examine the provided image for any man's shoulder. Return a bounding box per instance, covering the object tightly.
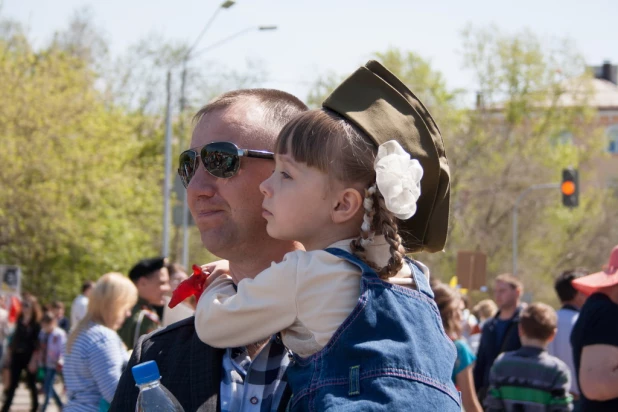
[150,316,195,337]
[556,307,579,323]
[138,316,199,349]
[582,293,618,315]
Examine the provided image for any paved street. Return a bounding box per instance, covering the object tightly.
[0,382,65,412]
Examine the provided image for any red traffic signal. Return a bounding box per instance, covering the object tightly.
[561,168,579,207]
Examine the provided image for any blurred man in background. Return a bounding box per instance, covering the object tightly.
[70,280,93,330]
[474,274,523,400]
[117,257,170,350]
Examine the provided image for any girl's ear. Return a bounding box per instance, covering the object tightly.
[332,188,363,224]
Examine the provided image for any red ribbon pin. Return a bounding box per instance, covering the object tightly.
[168,264,209,308]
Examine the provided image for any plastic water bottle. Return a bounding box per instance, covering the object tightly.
[132,360,185,412]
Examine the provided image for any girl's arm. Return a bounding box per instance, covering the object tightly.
[195,253,300,348]
[455,365,483,412]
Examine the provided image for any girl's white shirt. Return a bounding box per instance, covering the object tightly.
[195,236,428,357]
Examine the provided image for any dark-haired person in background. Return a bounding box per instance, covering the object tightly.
[548,269,587,409]
[473,273,524,401]
[117,257,170,350]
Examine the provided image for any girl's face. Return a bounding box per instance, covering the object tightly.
[260,153,342,250]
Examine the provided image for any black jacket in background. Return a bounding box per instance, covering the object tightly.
[10,318,40,357]
[473,305,523,396]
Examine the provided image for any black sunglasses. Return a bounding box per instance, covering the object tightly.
[177,141,274,187]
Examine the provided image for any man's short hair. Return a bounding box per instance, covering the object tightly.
[554,269,587,303]
[193,89,308,135]
[82,280,94,294]
[51,301,64,310]
[495,273,523,291]
[519,303,557,341]
[129,257,167,283]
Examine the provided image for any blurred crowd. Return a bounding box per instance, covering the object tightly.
[0,246,616,411]
[0,258,194,412]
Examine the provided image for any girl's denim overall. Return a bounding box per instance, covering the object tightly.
[286,248,461,411]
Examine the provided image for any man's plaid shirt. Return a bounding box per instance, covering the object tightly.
[220,335,290,412]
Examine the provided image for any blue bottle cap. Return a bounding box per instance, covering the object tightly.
[132,361,161,385]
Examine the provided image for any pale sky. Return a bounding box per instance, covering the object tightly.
[3,0,617,102]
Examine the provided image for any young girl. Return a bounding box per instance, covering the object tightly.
[432,282,483,412]
[195,61,460,411]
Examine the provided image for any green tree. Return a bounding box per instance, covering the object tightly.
[306,30,615,304]
[440,25,609,304]
[0,21,163,303]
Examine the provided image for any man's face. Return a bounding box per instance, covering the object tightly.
[137,268,170,306]
[186,104,275,258]
[494,280,520,310]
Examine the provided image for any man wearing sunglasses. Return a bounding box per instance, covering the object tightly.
[110,89,308,412]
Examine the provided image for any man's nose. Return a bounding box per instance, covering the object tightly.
[187,162,217,197]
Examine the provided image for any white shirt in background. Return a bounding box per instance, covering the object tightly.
[70,294,89,330]
[547,306,580,395]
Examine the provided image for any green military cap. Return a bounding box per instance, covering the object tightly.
[323,60,450,253]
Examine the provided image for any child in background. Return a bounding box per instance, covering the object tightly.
[194,61,460,411]
[39,312,66,411]
[484,303,573,412]
[51,301,70,333]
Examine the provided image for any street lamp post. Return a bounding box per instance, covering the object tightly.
[161,0,236,258]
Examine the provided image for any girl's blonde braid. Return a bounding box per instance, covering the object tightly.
[375,195,406,279]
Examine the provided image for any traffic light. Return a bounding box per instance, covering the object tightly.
[561,168,579,208]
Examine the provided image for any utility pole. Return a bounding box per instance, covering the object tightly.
[179,64,191,269]
[162,71,173,257]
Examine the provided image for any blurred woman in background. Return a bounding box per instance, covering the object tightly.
[433,282,483,412]
[1,295,42,412]
[63,272,137,412]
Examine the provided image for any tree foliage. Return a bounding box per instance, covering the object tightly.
[0,13,266,305]
[0,21,163,303]
[307,28,615,304]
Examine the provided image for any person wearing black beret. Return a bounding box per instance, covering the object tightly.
[117,257,170,350]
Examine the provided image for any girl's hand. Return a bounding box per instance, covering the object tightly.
[201,260,230,285]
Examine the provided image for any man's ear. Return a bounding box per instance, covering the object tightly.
[332,188,363,224]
